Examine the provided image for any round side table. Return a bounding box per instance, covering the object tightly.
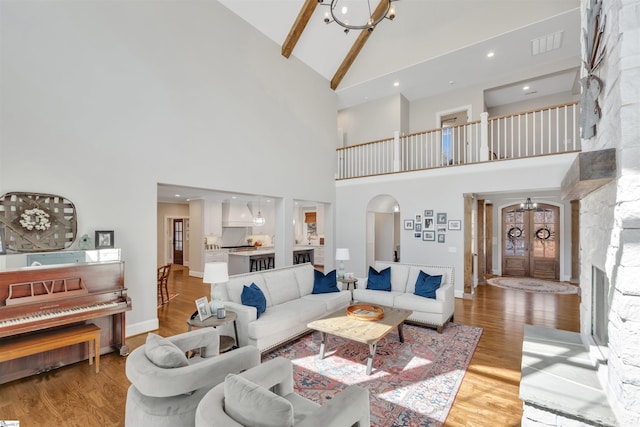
[337,277,358,290]
[337,277,358,303]
[186,310,239,353]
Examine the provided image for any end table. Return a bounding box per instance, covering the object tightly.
[337,277,358,290]
[187,310,239,353]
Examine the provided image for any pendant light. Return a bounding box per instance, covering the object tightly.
[253,197,265,226]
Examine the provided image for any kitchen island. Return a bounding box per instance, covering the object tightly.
[227,247,314,275]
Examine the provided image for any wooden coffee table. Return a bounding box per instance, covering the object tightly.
[307,305,412,375]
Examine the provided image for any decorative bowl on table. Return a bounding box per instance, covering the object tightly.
[346,304,384,321]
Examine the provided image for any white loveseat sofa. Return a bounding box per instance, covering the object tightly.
[215,263,352,352]
[352,261,455,332]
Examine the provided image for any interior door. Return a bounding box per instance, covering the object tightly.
[530,204,559,279]
[440,110,468,165]
[502,204,559,279]
[173,219,184,265]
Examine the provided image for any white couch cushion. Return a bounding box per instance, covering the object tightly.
[394,293,444,314]
[247,299,326,341]
[302,290,351,313]
[226,275,272,307]
[375,261,409,293]
[263,268,301,306]
[405,266,449,294]
[352,289,400,307]
[293,263,315,296]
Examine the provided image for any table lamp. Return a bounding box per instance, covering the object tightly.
[335,248,350,279]
[203,262,229,312]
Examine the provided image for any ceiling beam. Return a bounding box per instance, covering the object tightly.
[330,0,390,90]
[281,0,318,59]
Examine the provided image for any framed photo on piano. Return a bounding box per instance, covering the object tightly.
[95,230,114,249]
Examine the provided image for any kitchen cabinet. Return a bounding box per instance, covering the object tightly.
[205,250,228,264]
[204,201,223,237]
[314,246,324,266]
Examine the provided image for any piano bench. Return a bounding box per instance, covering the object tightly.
[0,323,101,374]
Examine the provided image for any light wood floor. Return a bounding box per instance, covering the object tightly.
[0,266,580,426]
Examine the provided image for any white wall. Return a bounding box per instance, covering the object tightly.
[410,84,486,131]
[336,153,576,296]
[487,91,579,117]
[338,94,408,146]
[0,1,337,337]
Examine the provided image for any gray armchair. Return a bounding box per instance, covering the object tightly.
[125,328,260,427]
[195,357,370,427]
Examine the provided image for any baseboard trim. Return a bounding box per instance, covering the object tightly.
[126,319,159,338]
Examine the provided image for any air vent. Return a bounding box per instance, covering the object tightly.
[525,91,538,96]
[531,31,563,55]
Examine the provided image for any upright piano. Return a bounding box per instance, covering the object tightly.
[0,256,131,384]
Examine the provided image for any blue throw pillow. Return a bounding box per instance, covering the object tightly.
[241,283,267,318]
[367,266,391,291]
[414,271,442,299]
[312,269,339,294]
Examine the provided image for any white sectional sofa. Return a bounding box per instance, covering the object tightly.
[215,263,352,352]
[352,261,455,332]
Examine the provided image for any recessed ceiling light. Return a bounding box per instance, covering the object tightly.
[487,52,495,58]
[393,82,399,87]
[523,85,530,91]
[175,194,181,198]
[449,80,455,85]
[231,196,237,199]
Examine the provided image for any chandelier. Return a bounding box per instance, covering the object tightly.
[319,0,397,34]
[520,198,538,211]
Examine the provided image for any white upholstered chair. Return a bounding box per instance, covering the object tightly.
[195,357,370,427]
[125,328,260,427]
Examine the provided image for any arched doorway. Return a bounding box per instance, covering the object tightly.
[366,195,400,267]
[502,203,560,279]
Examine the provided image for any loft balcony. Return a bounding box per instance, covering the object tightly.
[336,102,580,180]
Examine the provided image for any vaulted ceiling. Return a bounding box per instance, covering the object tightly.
[218,0,581,109]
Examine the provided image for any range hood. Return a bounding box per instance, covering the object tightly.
[222,202,255,227]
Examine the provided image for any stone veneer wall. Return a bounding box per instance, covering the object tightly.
[579,0,640,425]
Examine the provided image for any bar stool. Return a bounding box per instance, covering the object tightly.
[299,252,311,263]
[267,256,274,269]
[252,257,267,271]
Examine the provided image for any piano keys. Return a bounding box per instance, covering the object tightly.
[0,259,131,384]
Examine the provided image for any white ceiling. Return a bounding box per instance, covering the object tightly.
[218,0,582,109]
[159,1,583,203]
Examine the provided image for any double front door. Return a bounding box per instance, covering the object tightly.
[502,203,559,279]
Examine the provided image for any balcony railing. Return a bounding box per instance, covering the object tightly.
[336,102,580,180]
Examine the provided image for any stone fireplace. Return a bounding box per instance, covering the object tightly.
[521,0,640,425]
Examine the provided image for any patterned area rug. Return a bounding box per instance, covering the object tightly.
[487,277,579,294]
[263,323,482,427]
